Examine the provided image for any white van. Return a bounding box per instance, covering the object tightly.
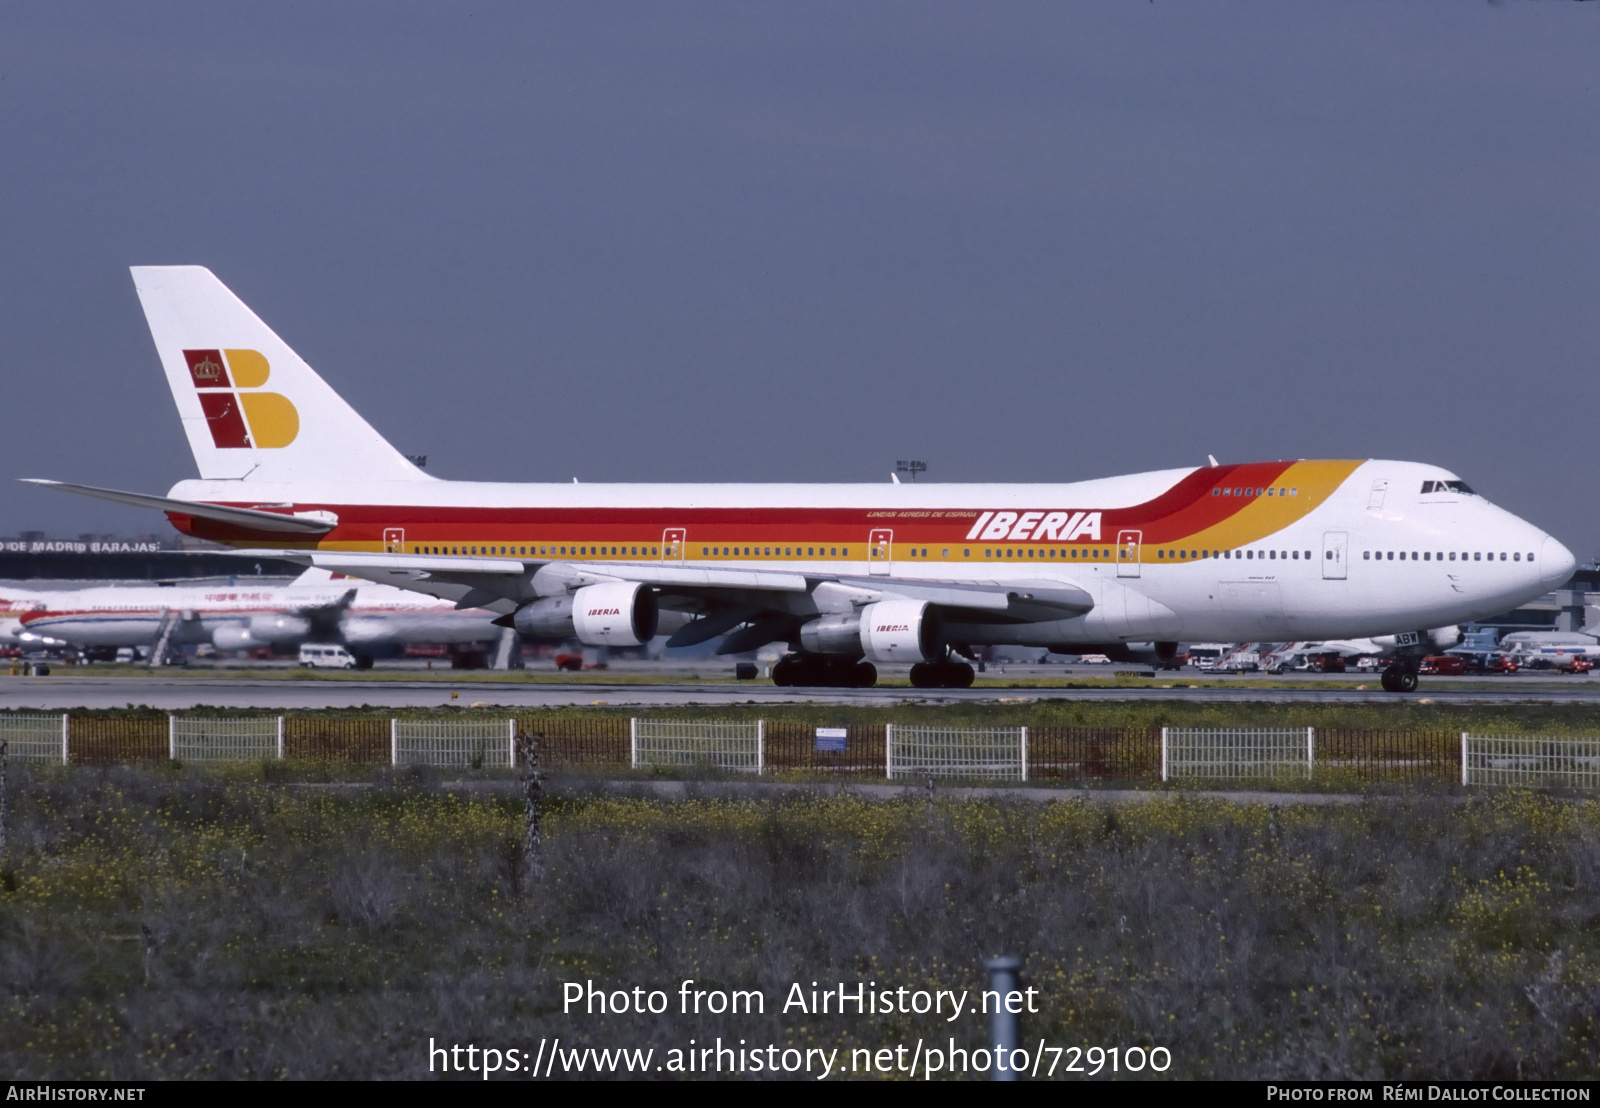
[298,643,357,669]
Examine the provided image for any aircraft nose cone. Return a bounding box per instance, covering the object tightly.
[1541,535,1577,588]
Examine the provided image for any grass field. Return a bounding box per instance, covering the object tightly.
[3,763,1599,1079]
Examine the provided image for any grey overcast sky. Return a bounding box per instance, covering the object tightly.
[2,3,1597,553]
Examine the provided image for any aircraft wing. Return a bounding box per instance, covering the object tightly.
[237,550,1096,642]
[22,480,338,534]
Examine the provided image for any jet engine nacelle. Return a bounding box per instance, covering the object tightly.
[515,583,659,646]
[573,582,658,646]
[211,625,258,651]
[250,614,311,644]
[512,596,576,638]
[213,614,311,650]
[798,600,944,663]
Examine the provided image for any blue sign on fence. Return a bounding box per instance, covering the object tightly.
[815,727,847,752]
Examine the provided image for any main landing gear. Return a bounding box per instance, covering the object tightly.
[1380,664,1419,693]
[909,659,977,689]
[771,654,877,688]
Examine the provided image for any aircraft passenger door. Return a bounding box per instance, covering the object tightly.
[1322,532,1348,580]
[661,528,686,562]
[383,528,405,553]
[1116,530,1142,578]
[1368,480,1388,510]
[868,529,893,575]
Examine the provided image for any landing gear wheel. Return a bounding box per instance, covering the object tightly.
[774,654,876,687]
[909,660,976,688]
[1380,665,1419,693]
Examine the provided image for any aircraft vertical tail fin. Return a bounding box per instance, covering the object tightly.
[130,266,431,484]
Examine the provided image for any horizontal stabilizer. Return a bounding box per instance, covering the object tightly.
[21,479,337,534]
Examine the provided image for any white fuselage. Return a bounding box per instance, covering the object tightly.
[162,458,1573,647]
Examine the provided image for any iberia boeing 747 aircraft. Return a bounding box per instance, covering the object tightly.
[25,267,1577,691]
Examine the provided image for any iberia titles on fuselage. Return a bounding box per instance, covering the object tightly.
[24,266,1575,690]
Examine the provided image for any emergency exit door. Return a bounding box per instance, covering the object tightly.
[1117,530,1142,578]
[661,528,686,562]
[868,529,893,575]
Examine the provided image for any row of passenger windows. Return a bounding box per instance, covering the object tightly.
[414,545,660,557]
[406,543,1536,566]
[703,546,851,557]
[1212,487,1298,498]
[1365,550,1533,562]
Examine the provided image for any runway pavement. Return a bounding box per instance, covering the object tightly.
[5,673,1600,710]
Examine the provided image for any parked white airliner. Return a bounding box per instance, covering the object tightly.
[24,267,1576,691]
[0,567,503,661]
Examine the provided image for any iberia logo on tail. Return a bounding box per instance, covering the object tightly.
[183,349,298,448]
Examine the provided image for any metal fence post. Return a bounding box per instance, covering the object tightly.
[1461,731,1469,787]
[1306,726,1315,779]
[61,713,70,766]
[756,719,765,776]
[508,719,516,768]
[885,723,894,780]
[984,955,1023,1081]
[390,719,398,767]
[276,716,285,761]
[630,718,638,770]
[1160,726,1169,782]
[1020,726,1029,783]
[168,715,176,761]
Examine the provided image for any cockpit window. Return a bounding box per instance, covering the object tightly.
[1421,480,1475,495]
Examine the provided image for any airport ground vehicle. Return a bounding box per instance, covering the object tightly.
[1213,648,1262,674]
[1418,654,1464,676]
[298,643,357,669]
[27,267,1577,692]
[1457,652,1519,675]
[1517,655,1594,674]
